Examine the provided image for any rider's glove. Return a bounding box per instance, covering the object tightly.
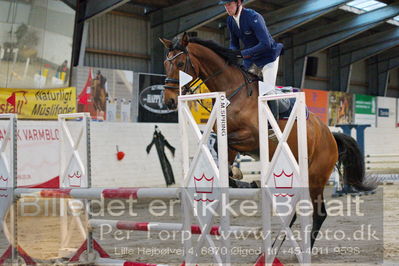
[232,50,243,58]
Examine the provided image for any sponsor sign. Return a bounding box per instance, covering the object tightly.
[0,87,76,119]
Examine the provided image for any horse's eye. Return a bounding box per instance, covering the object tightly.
[177,62,184,68]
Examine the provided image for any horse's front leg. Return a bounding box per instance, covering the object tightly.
[227,133,259,188]
[228,148,243,180]
[228,148,237,166]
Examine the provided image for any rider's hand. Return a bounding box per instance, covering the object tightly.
[233,50,243,58]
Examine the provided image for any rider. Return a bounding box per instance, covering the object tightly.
[219,0,290,118]
[95,70,109,97]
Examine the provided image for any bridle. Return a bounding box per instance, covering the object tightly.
[164,49,197,95]
[163,43,252,111]
[164,47,227,112]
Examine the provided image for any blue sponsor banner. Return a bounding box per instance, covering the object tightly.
[378,108,389,117]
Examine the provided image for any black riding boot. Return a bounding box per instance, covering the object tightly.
[229,178,259,188]
[267,98,291,121]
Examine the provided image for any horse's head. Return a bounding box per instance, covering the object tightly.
[160,33,199,110]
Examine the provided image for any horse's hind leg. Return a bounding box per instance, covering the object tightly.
[269,194,325,252]
[272,213,297,254]
[310,190,327,248]
[308,128,337,248]
[273,193,326,250]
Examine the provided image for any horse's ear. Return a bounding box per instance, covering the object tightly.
[159,38,172,49]
[181,32,189,47]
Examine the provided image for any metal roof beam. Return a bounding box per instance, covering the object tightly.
[330,28,399,57]
[293,3,399,49]
[129,0,175,9]
[267,0,351,37]
[60,0,76,10]
[329,28,399,91]
[151,0,256,36]
[368,47,399,96]
[82,0,130,21]
[283,3,399,88]
[71,0,130,66]
[71,0,86,67]
[150,0,256,73]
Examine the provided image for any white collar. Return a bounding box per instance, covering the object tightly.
[233,6,243,27]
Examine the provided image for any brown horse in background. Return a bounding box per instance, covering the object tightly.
[91,78,107,115]
[338,96,350,124]
[160,33,376,249]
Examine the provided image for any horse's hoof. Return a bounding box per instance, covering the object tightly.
[231,166,243,180]
[229,178,238,188]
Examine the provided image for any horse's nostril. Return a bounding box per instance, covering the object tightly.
[166,99,174,109]
[166,98,177,109]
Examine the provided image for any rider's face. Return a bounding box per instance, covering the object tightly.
[224,1,238,16]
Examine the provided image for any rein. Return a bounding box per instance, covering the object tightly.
[164,46,252,112]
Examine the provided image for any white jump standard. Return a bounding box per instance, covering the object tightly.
[0,86,311,265]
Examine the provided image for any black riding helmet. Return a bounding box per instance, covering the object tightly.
[219,0,245,5]
[218,0,237,4]
[218,0,243,16]
[218,0,246,5]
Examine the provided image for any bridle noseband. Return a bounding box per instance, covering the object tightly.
[164,49,197,95]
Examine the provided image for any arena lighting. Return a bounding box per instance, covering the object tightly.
[347,0,387,11]
[340,0,399,26]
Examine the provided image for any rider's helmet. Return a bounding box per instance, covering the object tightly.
[218,0,238,4]
[219,0,243,16]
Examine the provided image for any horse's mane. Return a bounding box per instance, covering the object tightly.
[189,37,240,66]
[171,37,240,67]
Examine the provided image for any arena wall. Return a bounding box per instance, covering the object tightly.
[89,123,399,187]
[8,121,399,188]
[90,122,182,188]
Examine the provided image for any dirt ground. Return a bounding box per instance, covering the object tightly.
[0,184,398,265]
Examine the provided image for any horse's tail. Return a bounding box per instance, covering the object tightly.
[333,132,377,191]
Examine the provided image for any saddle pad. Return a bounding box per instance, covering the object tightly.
[279,98,309,120]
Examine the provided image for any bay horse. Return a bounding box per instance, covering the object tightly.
[91,77,107,115]
[338,96,351,124]
[160,33,376,248]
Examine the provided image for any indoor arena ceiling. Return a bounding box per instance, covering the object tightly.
[65,0,399,90]
[63,0,399,39]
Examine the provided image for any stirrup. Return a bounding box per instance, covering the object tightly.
[268,129,277,142]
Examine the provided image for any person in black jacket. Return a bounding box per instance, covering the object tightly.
[146,125,176,186]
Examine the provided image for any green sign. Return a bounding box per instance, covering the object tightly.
[355,94,375,115]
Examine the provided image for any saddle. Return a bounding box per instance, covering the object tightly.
[240,65,262,83]
[239,65,262,96]
[238,65,309,121]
